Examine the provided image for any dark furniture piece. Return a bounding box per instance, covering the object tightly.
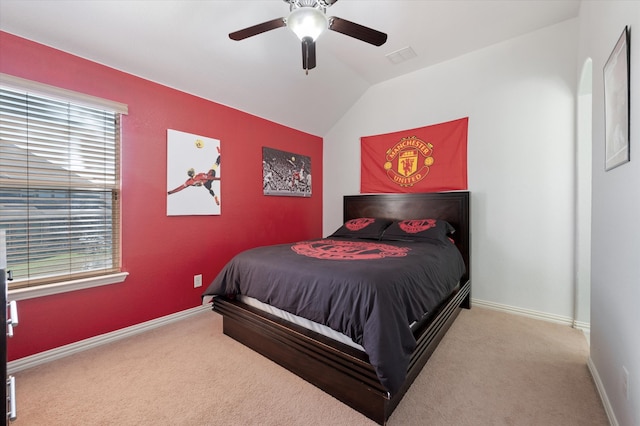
[2,230,18,423]
[1,266,6,424]
[213,191,470,425]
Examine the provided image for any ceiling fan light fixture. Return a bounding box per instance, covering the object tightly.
[287,7,328,41]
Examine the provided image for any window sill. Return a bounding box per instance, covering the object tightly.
[7,272,129,301]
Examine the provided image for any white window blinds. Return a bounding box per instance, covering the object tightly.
[0,84,123,289]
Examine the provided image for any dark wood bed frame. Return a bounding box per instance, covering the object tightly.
[213,191,471,425]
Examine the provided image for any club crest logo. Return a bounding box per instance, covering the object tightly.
[384,136,434,187]
[399,219,436,233]
[292,239,410,260]
[345,218,375,231]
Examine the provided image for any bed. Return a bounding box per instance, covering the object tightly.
[203,191,470,425]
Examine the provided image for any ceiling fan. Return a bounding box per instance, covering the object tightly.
[229,0,388,74]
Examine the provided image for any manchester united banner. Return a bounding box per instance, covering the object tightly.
[360,117,468,193]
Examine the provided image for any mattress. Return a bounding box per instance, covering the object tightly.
[238,294,365,351]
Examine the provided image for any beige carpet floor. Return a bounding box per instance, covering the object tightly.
[11,306,608,425]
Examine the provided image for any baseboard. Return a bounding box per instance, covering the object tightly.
[588,356,619,426]
[572,319,591,333]
[471,298,582,328]
[9,300,593,372]
[472,298,594,349]
[8,305,211,374]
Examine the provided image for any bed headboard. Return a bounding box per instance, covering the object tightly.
[343,191,470,283]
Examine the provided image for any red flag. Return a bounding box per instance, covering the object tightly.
[361,117,468,193]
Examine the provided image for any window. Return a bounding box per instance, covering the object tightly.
[0,75,127,294]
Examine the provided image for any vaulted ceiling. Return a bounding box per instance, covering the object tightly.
[0,0,580,135]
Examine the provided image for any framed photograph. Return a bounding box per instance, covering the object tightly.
[262,146,311,197]
[604,26,630,171]
[166,129,221,215]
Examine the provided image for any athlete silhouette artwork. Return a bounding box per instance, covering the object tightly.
[168,151,221,205]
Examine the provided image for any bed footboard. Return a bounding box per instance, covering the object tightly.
[213,279,470,425]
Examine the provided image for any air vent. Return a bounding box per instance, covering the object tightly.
[386,46,417,64]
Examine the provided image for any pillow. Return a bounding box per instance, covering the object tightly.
[329,217,393,240]
[381,219,455,242]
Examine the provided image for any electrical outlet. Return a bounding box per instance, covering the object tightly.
[193,274,203,288]
[622,366,629,401]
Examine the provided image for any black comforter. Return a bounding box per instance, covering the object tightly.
[202,237,465,395]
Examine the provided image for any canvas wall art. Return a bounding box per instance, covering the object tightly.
[262,146,311,197]
[167,129,221,215]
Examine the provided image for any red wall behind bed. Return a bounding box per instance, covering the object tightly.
[0,31,323,361]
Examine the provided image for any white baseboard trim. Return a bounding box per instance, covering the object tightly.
[572,319,591,333]
[588,356,619,426]
[471,298,592,348]
[471,298,581,327]
[9,300,592,374]
[8,305,211,374]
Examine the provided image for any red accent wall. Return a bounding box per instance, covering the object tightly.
[0,31,323,361]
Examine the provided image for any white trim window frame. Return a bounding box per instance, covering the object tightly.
[0,74,128,300]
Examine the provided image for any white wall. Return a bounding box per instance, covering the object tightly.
[578,2,640,425]
[324,19,579,321]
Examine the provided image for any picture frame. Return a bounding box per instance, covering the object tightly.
[604,26,630,171]
[262,146,311,197]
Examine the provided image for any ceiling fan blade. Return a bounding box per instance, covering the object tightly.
[301,37,317,73]
[328,16,387,46]
[229,18,286,41]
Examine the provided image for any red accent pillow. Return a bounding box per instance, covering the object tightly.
[381,219,455,242]
[329,218,393,240]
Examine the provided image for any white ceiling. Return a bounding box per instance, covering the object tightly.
[0,0,580,136]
